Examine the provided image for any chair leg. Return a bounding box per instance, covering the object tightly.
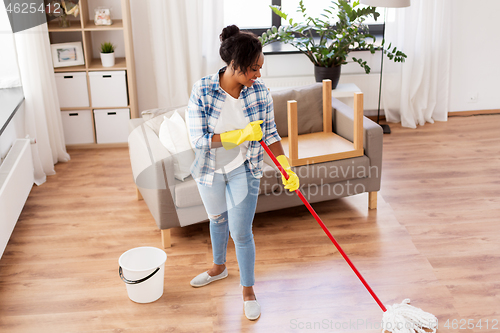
[161,229,171,248]
[369,191,377,210]
[136,187,143,201]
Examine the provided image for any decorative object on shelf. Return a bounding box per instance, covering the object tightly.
[258,0,407,89]
[100,42,116,67]
[58,14,70,28]
[360,0,411,134]
[94,7,113,26]
[50,42,85,68]
[46,0,80,28]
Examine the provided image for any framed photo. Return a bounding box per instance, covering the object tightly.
[51,42,85,68]
[94,7,112,26]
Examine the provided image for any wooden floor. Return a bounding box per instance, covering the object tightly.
[0,114,499,332]
[379,115,500,327]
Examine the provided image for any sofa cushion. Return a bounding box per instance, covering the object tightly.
[158,111,195,181]
[291,155,372,188]
[173,162,280,208]
[128,117,144,133]
[173,156,371,208]
[173,177,202,208]
[270,83,324,137]
[144,114,166,136]
[260,163,281,195]
[141,107,169,121]
[141,105,189,121]
[143,106,188,136]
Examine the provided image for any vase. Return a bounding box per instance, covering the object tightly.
[100,52,115,67]
[58,15,70,28]
[314,65,341,89]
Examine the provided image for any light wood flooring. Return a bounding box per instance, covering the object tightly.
[0,114,499,332]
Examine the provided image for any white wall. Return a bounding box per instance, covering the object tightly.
[129,0,158,113]
[449,1,500,112]
[129,1,500,116]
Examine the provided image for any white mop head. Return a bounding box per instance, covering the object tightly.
[382,299,438,333]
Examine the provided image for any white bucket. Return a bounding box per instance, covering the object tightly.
[119,247,167,303]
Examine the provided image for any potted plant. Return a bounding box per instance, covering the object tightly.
[100,42,116,67]
[258,0,407,89]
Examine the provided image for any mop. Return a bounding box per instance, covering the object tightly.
[260,141,438,333]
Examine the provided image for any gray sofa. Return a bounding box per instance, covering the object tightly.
[128,83,382,248]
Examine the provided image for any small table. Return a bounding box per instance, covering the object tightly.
[278,80,364,167]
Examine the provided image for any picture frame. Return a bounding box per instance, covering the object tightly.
[50,42,85,68]
[94,7,112,26]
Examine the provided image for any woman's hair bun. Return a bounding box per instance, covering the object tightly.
[220,25,240,42]
[219,24,261,73]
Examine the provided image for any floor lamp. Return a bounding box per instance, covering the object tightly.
[360,0,410,134]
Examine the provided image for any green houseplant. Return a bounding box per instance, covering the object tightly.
[258,0,407,88]
[100,42,116,67]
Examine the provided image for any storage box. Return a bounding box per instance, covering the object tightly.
[61,110,94,144]
[55,72,89,108]
[93,108,130,144]
[89,71,128,108]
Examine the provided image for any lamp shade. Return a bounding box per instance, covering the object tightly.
[359,0,411,8]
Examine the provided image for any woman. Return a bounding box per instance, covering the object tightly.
[186,25,299,320]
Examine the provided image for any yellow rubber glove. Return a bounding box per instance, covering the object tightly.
[220,120,263,150]
[276,155,300,192]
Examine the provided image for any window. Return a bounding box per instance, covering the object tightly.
[0,3,23,140]
[223,0,384,40]
[281,0,384,26]
[223,0,273,29]
[0,4,22,89]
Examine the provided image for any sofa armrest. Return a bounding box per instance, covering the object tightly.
[128,122,180,229]
[332,98,383,191]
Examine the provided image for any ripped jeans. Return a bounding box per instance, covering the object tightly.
[195,162,260,287]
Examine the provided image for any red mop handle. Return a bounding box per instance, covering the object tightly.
[259,141,387,313]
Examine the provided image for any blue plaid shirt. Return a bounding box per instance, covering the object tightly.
[187,67,281,186]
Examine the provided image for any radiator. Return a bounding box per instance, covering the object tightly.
[0,139,34,258]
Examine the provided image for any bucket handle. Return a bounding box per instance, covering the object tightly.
[119,266,160,285]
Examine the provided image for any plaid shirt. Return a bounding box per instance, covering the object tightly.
[187,67,281,186]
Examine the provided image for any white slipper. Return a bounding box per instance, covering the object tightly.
[244,300,261,320]
[190,268,228,287]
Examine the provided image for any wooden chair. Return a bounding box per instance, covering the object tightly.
[280,79,364,167]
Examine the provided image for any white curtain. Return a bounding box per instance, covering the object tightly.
[14,24,70,185]
[146,0,225,109]
[381,0,452,128]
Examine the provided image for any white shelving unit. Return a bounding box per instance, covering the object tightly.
[48,0,138,148]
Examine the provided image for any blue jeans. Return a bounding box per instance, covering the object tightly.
[196,162,260,287]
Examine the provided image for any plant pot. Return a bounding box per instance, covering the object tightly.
[100,52,115,67]
[314,65,341,89]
